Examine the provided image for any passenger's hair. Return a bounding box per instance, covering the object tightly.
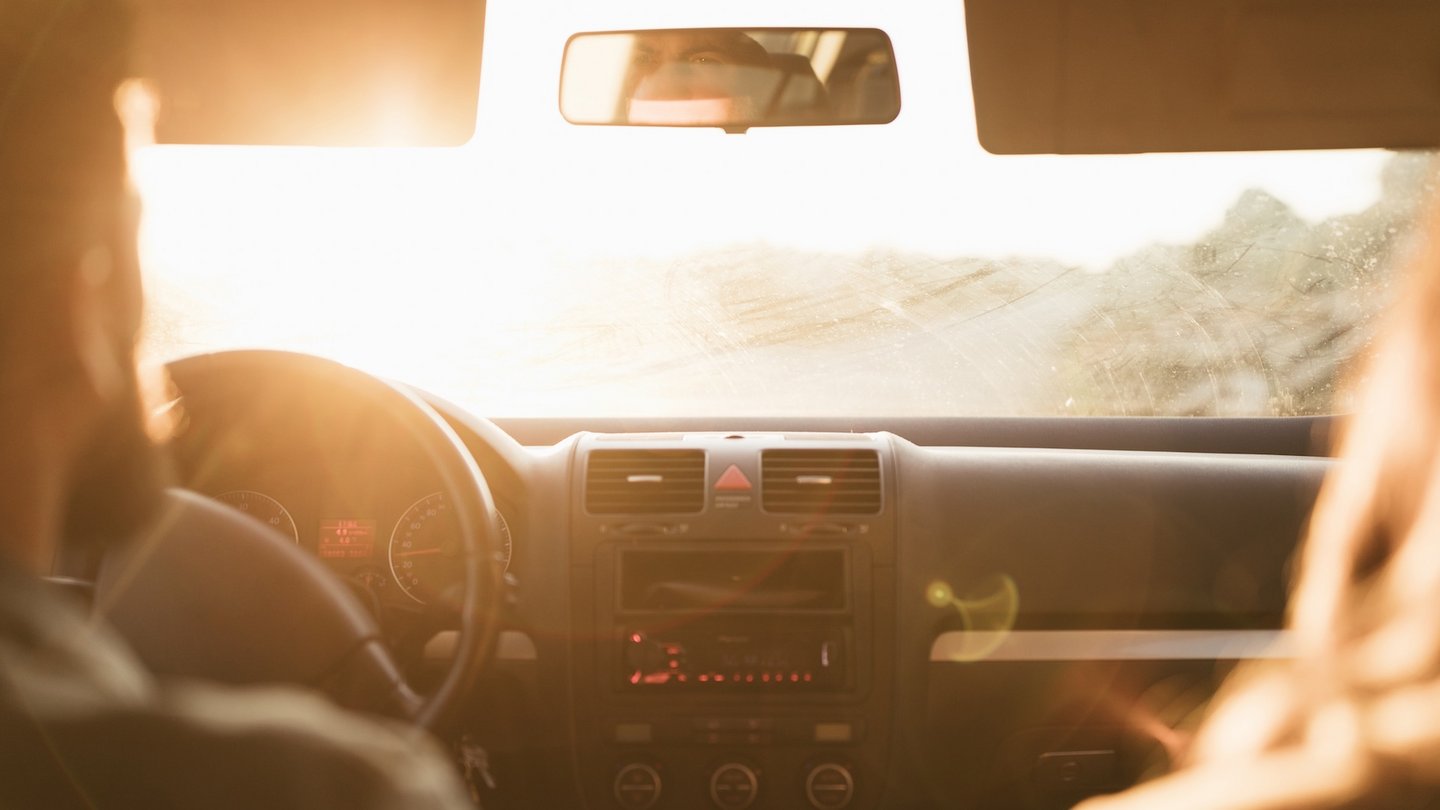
[1082,204,1440,809]
[0,0,132,357]
[1228,202,1440,802]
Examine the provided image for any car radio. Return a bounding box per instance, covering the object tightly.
[614,546,852,690]
[572,435,895,810]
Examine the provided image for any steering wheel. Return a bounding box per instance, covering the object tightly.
[92,350,505,733]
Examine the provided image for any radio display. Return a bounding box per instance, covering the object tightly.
[623,626,847,689]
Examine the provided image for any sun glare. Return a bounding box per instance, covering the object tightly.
[133,0,1399,417]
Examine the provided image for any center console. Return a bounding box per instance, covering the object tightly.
[568,434,896,810]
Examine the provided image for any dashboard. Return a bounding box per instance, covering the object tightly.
[151,356,1330,810]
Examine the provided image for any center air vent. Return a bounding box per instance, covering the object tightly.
[585,450,706,514]
[762,449,882,515]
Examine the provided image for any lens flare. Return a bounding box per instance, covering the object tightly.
[927,574,1020,662]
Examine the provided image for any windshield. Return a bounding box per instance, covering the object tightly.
[134,2,1438,418]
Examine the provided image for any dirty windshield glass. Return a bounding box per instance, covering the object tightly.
[135,2,1438,417]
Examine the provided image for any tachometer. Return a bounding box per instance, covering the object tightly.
[388,491,512,605]
[215,490,299,544]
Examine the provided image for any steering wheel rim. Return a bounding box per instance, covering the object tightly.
[158,349,505,732]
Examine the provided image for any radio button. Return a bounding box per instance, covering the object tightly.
[692,718,774,732]
[813,722,854,744]
[624,632,672,673]
[805,763,855,809]
[613,763,662,810]
[614,723,653,744]
[710,763,760,809]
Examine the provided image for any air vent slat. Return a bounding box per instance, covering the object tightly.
[585,450,705,514]
[761,449,882,515]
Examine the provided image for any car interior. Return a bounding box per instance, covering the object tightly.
[45,1,1440,808]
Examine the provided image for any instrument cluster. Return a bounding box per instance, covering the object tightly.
[212,487,512,610]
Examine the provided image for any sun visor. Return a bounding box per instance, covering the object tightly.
[966,0,1440,154]
[131,0,485,147]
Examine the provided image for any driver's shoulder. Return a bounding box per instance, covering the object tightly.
[0,559,153,712]
[160,682,474,808]
[0,676,471,809]
[0,567,469,809]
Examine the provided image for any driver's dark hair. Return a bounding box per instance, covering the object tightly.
[0,0,132,355]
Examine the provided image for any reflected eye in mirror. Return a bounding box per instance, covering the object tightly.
[560,27,901,133]
[687,51,729,66]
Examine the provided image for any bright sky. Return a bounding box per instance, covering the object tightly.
[130,0,1395,415]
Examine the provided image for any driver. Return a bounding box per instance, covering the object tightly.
[0,1,472,806]
[624,29,776,125]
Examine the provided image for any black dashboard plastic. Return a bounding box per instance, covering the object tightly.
[163,387,1329,809]
[426,412,1329,809]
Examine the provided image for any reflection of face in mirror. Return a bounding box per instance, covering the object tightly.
[559,28,899,129]
[625,31,778,126]
[630,30,772,72]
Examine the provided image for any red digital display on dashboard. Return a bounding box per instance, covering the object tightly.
[318,519,375,559]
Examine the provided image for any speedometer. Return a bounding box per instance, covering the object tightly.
[215,490,299,544]
[388,491,512,605]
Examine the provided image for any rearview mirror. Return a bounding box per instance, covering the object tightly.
[559,28,900,133]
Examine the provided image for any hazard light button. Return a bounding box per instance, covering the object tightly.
[714,465,752,492]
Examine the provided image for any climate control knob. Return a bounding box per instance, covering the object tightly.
[613,762,662,810]
[805,763,855,809]
[709,762,759,809]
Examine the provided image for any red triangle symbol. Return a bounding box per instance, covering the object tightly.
[714,464,752,492]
